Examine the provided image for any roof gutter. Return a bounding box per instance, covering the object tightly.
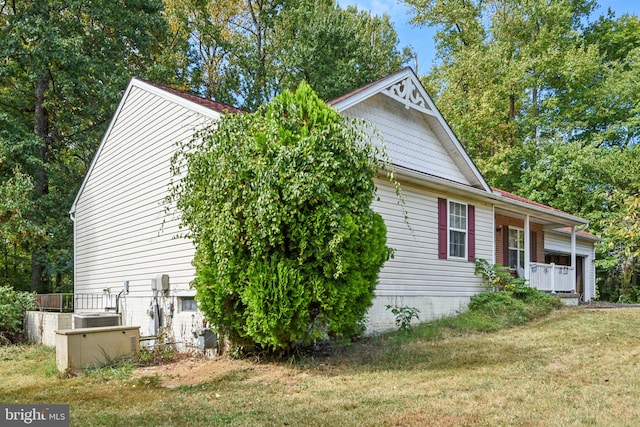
[386,165,589,228]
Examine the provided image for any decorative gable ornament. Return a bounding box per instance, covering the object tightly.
[383,76,433,115]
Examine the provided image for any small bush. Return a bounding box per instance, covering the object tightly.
[0,285,36,344]
[617,289,640,304]
[437,310,504,333]
[469,259,562,329]
[474,259,526,291]
[136,343,180,367]
[509,283,540,301]
[385,305,420,332]
[468,291,528,325]
[82,360,134,382]
[465,288,561,330]
[468,291,526,315]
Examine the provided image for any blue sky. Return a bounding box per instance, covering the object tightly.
[341,0,640,75]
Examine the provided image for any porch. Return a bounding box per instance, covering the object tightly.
[492,188,591,301]
[528,262,576,294]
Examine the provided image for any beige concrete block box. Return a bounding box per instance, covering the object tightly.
[25,311,73,347]
[55,326,140,373]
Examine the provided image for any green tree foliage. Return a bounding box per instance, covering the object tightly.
[407,1,640,159]
[571,13,640,148]
[163,0,411,110]
[405,0,600,184]
[516,141,606,216]
[274,1,411,102]
[0,284,36,344]
[0,168,37,290]
[0,0,176,291]
[173,82,390,351]
[598,145,640,299]
[514,141,640,301]
[162,0,260,105]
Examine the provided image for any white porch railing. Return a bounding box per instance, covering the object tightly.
[528,262,575,293]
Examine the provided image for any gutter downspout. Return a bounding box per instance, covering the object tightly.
[69,210,76,303]
[492,205,497,265]
[571,226,577,293]
[524,214,531,283]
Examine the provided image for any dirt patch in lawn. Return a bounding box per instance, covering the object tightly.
[134,357,243,388]
[131,354,331,389]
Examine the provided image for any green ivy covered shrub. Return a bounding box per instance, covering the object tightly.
[173,82,390,352]
[0,285,36,344]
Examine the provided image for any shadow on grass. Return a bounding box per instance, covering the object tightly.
[302,308,572,375]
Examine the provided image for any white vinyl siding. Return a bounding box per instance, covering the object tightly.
[74,85,216,296]
[342,95,473,185]
[372,178,491,297]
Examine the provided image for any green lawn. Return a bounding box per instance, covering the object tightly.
[2,307,640,426]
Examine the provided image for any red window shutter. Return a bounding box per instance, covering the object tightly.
[438,198,447,259]
[467,204,475,262]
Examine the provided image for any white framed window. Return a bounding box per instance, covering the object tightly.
[448,201,467,259]
[179,296,197,312]
[508,227,525,269]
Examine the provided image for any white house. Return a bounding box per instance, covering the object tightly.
[70,68,597,349]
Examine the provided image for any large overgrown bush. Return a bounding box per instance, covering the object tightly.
[173,82,390,352]
[0,285,36,344]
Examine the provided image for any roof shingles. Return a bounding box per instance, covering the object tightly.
[138,78,246,115]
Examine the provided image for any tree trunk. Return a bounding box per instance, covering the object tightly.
[31,75,50,292]
[508,94,516,123]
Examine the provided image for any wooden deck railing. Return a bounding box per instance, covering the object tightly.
[35,293,74,312]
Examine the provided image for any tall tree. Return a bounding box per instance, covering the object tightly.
[274,1,411,101]
[0,0,175,291]
[162,0,410,109]
[405,0,599,187]
[580,13,640,148]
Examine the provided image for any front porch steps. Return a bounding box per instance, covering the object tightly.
[542,291,580,307]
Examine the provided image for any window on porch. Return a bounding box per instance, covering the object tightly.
[508,227,525,269]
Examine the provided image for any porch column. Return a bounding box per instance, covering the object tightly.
[571,226,576,292]
[524,214,530,281]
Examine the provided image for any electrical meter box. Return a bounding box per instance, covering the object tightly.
[151,274,170,292]
[158,274,169,292]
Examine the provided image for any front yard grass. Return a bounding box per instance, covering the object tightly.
[2,307,640,426]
